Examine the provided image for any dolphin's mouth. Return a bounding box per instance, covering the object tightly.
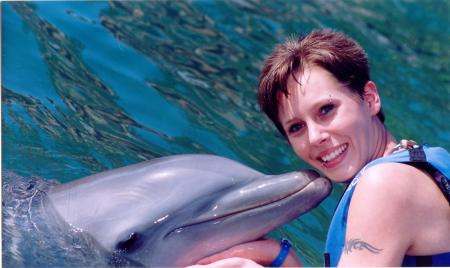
[165,174,330,238]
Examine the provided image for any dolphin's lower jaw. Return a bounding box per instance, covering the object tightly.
[166,176,331,238]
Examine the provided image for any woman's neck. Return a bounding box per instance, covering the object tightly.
[371,119,397,161]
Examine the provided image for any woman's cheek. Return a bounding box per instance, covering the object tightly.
[293,145,317,168]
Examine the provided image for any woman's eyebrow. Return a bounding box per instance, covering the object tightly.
[282,118,297,126]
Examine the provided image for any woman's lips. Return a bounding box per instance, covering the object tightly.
[317,143,349,168]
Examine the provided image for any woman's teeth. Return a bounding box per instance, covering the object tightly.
[321,144,348,163]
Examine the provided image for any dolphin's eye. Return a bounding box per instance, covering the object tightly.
[116,232,143,253]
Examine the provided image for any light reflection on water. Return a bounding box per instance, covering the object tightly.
[2,1,449,266]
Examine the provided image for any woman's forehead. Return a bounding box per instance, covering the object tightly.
[284,67,339,98]
[283,66,361,99]
[277,67,362,118]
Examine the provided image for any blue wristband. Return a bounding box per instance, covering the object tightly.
[270,239,292,267]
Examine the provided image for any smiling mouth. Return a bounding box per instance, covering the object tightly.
[318,143,348,164]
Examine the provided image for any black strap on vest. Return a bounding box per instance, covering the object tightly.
[324,252,330,267]
[415,255,433,266]
[407,146,450,206]
[409,146,427,162]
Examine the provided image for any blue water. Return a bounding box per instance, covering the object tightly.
[2,1,449,266]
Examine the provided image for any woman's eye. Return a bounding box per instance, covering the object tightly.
[319,104,335,116]
[288,123,304,134]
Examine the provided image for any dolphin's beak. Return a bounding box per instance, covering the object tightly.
[298,169,321,180]
[177,169,324,227]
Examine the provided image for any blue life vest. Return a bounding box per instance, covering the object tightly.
[324,145,450,267]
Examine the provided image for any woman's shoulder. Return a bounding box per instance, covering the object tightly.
[356,162,436,205]
[350,161,450,254]
[352,163,421,213]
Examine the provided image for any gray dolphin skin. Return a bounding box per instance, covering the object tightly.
[44,154,331,267]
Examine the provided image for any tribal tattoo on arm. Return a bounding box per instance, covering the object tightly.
[344,238,383,255]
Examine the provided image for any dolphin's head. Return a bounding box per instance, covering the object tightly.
[48,154,331,267]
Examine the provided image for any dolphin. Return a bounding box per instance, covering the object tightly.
[5,154,332,267]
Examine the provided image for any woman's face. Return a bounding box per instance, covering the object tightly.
[278,66,379,182]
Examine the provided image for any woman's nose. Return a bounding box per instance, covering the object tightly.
[308,123,328,145]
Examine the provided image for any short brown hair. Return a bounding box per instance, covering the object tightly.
[257,29,385,137]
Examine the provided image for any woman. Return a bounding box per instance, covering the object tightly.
[197,30,450,267]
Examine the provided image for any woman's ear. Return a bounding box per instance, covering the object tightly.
[363,81,381,116]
